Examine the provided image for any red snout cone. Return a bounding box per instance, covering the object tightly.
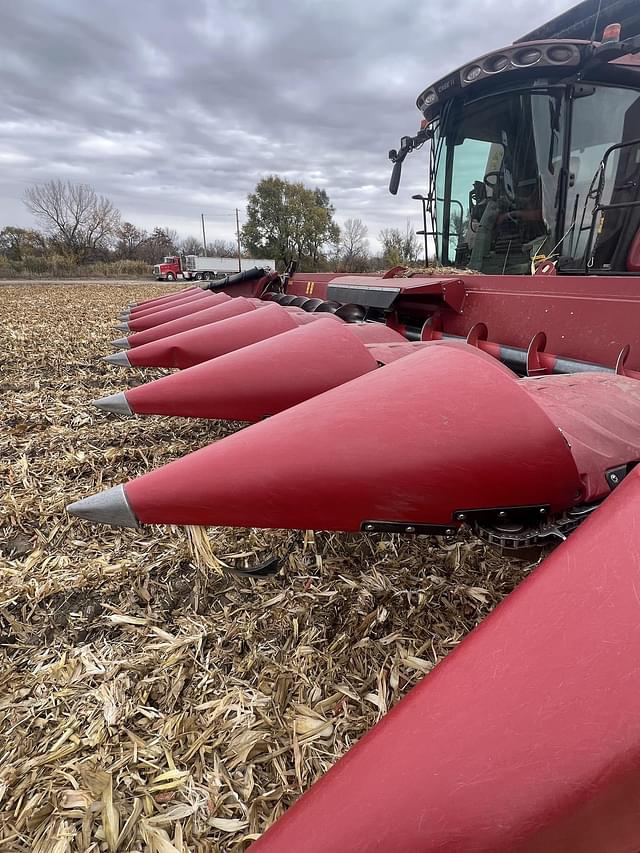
[73,343,582,531]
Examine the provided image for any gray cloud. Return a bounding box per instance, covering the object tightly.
[0,0,570,249]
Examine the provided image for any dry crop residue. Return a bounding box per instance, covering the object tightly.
[1,282,532,852]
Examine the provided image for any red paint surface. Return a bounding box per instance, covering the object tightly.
[123,342,581,527]
[249,466,640,853]
[128,290,212,319]
[522,372,640,501]
[125,318,381,421]
[345,324,406,344]
[284,273,640,370]
[132,286,200,308]
[126,297,258,348]
[127,291,232,331]
[365,341,426,364]
[126,302,325,369]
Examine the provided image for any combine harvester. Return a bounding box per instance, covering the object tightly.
[68,0,640,847]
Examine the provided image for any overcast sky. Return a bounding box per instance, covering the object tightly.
[1,0,571,250]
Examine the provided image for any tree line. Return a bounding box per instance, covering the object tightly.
[1,177,423,278]
[242,176,421,272]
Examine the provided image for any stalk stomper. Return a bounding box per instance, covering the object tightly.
[67,0,640,845]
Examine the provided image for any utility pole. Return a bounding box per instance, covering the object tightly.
[201,214,207,254]
[235,208,242,273]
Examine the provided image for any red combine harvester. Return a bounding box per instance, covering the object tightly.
[68,0,640,847]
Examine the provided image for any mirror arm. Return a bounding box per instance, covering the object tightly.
[388,127,433,195]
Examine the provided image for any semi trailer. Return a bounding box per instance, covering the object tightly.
[152,254,275,281]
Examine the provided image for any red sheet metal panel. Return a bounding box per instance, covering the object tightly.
[126,303,329,369]
[123,342,581,527]
[365,341,427,364]
[126,297,259,348]
[285,273,640,370]
[346,323,406,344]
[132,286,200,309]
[128,290,214,319]
[249,465,640,853]
[444,275,640,371]
[522,372,640,501]
[125,318,381,421]
[127,291,232,331]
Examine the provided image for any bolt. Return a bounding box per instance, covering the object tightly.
[405,526,416,533]
[539,507,547,515]
[497,510,507,518]
[455,513,466,521]
[610,473,619,484]
[445,528,454,536]
[365,524,375,531]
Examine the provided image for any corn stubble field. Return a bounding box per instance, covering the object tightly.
[1,282,532,852]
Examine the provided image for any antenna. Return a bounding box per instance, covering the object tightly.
[590,0,604,43]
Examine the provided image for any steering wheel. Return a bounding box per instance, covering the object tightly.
[484,169,516,203]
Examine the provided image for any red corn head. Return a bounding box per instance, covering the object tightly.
[127,290,214,319]
[69,343,583,529]
[119,297,262,349]
[129,286,201,309]
[122,291,233,332]
[111,302,342,369]
[94,320,405,421]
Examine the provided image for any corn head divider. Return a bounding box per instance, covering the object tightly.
[67,1,640,846]
[75,268,640,551]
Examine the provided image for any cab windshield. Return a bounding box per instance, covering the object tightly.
[432,83,640,274]
[433,89,565,274]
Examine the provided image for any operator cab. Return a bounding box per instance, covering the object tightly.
[434,89,564,274]
[390,18,640,275]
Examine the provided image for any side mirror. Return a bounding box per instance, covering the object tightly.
[387,127,432,196]
[389,159,403,195]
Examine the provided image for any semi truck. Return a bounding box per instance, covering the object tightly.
[152,254,276,282]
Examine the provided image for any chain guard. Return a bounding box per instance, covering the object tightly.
[473,503,600,550]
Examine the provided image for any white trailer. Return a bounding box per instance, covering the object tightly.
[185,255,276,280]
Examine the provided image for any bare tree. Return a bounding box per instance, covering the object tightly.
[115,222,147,259]
[402,219,420,264]
[24,180,120,261]
[136,227,179,264]
[379,221,420,268]
[340,218,369,271]
[181,235,205,255]
[379,227,405,267]
[207,239,237,258]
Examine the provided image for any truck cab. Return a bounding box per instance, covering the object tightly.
[152,256,183,281]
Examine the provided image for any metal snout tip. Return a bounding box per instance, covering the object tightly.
[111,337,131,350]
[102,351,131,367]
[91,391,133,416]
[115,322,130,332]
[66,484,139,528]
[118,312,131,321]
